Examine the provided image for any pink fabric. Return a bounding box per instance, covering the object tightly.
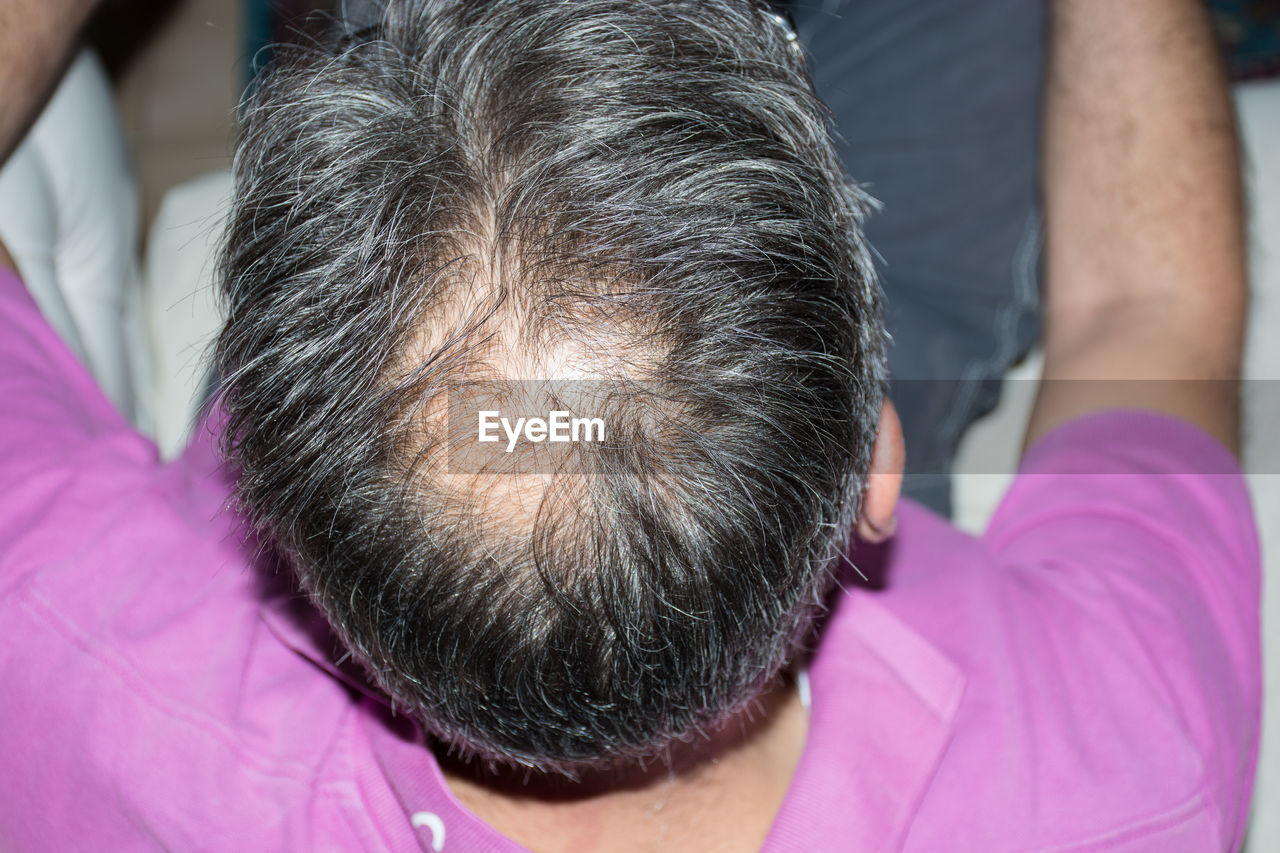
[0,266,1261,852]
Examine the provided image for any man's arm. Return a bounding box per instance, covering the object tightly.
[1025,0,1247,455]
[0,0,100,164]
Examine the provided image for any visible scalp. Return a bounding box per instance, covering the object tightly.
[216,0,887,775]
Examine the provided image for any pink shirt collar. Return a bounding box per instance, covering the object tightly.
[258,555,966,852]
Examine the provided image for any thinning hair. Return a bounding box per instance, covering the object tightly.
[216,0,886,775]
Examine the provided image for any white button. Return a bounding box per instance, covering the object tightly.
[411,811,446,851]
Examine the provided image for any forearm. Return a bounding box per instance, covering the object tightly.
[0,0,101,164]
[1028,0,1247,453]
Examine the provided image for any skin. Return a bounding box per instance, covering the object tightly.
[0,0,1242,848]
[443,0,1246,847]
[440,672,813,853]
[1026,0,1245,456]
[0,5,902,848]
[857,399,905,544]
[438,419,905,853]
[0,0,100,165]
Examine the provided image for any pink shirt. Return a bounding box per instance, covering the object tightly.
[0,266,1261,852]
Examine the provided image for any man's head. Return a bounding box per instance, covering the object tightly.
[216,0,888,776]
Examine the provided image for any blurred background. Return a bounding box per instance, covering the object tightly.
[75,0,1280,847]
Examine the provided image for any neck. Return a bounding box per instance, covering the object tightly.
[438,672,809,853]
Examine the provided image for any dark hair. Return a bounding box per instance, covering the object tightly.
[216,0,886,776]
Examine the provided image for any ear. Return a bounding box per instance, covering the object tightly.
[856,397,905,544]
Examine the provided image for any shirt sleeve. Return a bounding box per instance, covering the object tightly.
[0,265,146,468]
[0,266,358,851]
[982,409,1262,850]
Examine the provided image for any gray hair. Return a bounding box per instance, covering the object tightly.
[216,0,886,776]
